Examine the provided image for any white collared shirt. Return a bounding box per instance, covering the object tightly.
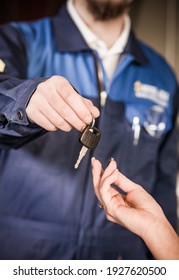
[67,0,131,79]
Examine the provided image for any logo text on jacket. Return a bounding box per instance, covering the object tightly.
[134,80,169,108]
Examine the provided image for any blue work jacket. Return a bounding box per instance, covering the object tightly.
[0,5,178,260]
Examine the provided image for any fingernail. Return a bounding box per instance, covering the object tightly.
[93,107,100,117]
[84,115,92,124]
[108,158,114,165]
[91,157,95,164]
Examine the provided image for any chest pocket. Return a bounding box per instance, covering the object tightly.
[125,103,171,140]
[119,102,172,191]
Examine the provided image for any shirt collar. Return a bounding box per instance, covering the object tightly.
[67,0,98,47]
[52,4,149,64]
[67,0,131,58]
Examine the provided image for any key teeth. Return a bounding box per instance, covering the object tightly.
[74,163,78,169]
[74,158,80,169]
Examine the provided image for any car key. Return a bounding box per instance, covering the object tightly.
[74,120,101,169]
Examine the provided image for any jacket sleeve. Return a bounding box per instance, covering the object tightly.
[0,24,46,148]
[151,86,179,229]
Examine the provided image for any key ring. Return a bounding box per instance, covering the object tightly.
[91,118,95,127]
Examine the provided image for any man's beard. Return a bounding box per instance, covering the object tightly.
[86,0,135,21]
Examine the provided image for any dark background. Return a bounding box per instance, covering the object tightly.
[0,0,66,23]
[0,0,143,24]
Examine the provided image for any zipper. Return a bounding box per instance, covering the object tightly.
[92,52,126,109]
[100,90,107,107]
[92,51,107,109]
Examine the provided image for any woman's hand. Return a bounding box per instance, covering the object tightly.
[92,158,165,237]
[91,158,179,259]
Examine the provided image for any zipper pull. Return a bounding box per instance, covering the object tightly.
[100,90,107,107]
[132,116,141,145]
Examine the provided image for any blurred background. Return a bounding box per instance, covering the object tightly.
[1,0,179,77]
[0,0,179,229]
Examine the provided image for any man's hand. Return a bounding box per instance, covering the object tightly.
[26,76,100,132]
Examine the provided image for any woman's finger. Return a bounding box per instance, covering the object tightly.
[114,170,142,193]
[91,157,103,201]
[100,159,117,184]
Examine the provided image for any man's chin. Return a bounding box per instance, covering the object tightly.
[86,0,135,21]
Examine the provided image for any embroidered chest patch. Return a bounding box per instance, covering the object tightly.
[134,80,169,108]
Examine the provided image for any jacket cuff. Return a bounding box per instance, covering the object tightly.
[9,77,47,127]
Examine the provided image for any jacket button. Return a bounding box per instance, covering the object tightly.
[17,110,23,120]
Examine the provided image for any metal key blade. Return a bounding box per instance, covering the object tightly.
[74,146,88,169]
